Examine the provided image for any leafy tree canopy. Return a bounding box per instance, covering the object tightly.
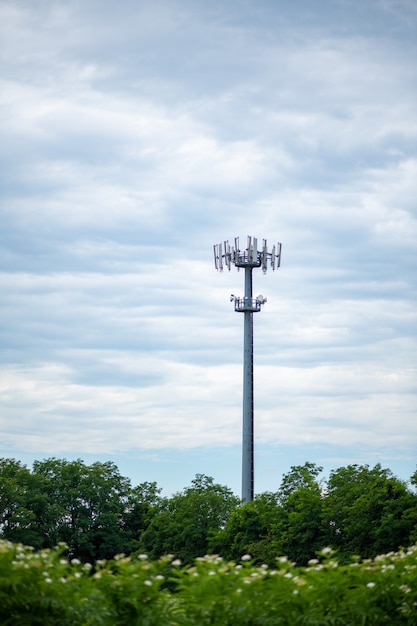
[139,473,239,564]
[1,458,416,565]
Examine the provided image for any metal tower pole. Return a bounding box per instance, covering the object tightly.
[242,266,254,502]
[213,236,282,503]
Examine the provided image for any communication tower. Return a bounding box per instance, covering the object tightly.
[213,236,282,502]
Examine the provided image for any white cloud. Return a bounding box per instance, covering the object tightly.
[1,0,416,491]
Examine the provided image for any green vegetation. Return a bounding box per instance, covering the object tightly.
[1,457,416,623]
[1,458,416,567]
[1,540,417,625]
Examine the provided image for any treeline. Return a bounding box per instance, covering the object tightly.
[1,457,416,566]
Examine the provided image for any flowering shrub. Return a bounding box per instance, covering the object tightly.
[1,540,416,625]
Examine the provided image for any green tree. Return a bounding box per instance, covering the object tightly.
[323,463,417,561]
[210,464,326,567]
[271,463,325,565]
[0,457,166,561]
[140,474,239,564]
[32,458,133,561]
[122,481,162,553]
[0,458,55,549]
[209,492,280,565]
[278,462,323,501]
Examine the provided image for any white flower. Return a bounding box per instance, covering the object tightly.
[144,580,153,586]
[71,558,81,566]
[367,582,376,588]
[241,554,252,561]
[138,554,148,560]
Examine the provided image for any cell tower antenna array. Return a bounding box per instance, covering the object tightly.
[213,236,282,502]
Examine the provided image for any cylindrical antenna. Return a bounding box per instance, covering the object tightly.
[213,236,282,502]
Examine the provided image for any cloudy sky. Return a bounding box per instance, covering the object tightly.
[1,0,416,497]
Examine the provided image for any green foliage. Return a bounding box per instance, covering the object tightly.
[0,457,164,562]
[140,474,239,564]
[31,458,135,562]
[1,540,417,625]
[210,463,328,566]
[322,464,416,561]
[0,458,53,550]
[272,463,326,565]
[1,457,416,569]
[278,462,324,501]
[273,483,325,565]
[209,493,280,564]
[122,481,162,553]
[212,462,417,567]
[0,541,171,625]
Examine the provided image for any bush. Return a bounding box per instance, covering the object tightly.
[1,540,417,625]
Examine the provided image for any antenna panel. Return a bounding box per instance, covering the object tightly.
[276,243,282,267]
[262,239,268,271]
